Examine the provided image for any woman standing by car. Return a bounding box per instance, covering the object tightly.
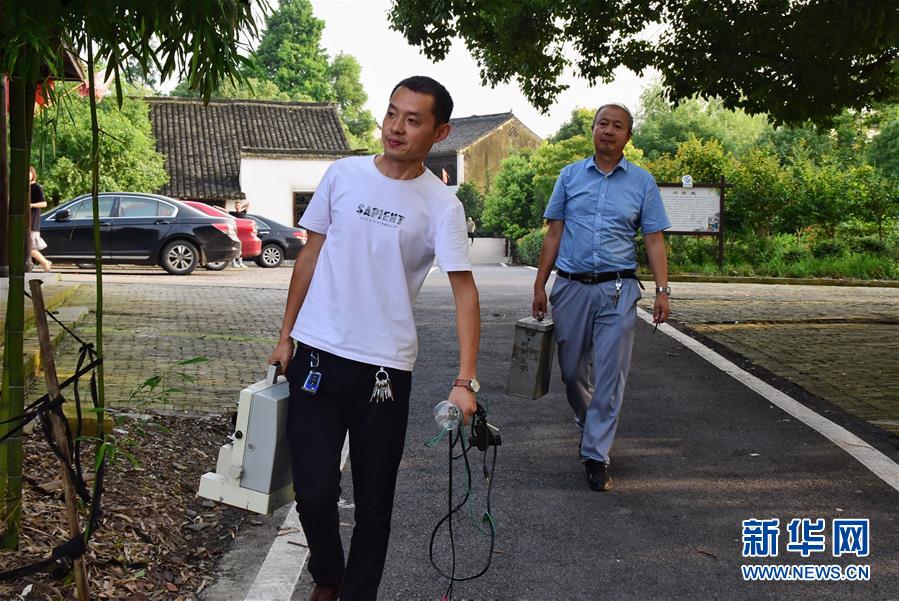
[29,166,52,272]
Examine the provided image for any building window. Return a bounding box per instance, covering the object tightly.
[293,191,314,227]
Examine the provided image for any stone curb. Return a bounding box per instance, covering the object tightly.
[635,273,899,288]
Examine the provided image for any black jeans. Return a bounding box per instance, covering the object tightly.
[286,345,411,600]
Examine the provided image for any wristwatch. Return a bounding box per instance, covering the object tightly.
[656,286,671,296]
[453,378,480,394]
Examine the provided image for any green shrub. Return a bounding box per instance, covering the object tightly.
[811,238,847,258]
[752,253,898,279]
[514,228,545,266]
[780,248,811,264]
[725,232,779,265]
[848,236,890,255]
[664,236,721,273]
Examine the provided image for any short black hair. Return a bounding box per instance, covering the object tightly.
[390,76,454,126]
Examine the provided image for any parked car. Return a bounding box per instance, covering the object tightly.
[182,201,262,270]
[246,214,306,268]
[40,192,240,275]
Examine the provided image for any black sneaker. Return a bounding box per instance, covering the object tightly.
[584,459,612,491]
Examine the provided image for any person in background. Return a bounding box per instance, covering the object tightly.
[29,166,52,272]
[230,199,250,218]
[531,103,671,493]
[229,200,250,268]
[467,215,476,245]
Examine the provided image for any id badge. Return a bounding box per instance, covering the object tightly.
[302,370,322,395]
[301,350,322,395]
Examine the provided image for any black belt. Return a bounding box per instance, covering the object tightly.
[556,269,637,284]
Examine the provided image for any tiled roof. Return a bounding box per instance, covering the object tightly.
[146,97,351,200]
[429,112,514,155]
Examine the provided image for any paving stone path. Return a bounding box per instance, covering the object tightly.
[638,282,899,435]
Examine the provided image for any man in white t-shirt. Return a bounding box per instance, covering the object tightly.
[269,76,480,601]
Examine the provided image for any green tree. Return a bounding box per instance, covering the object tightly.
[723,148,790,238]
[252,0,332,100]
[247,0,377,148]
[456,182,485,225]
[389,0,899,124]
[34,90,168,202]
[548,108,594,142]
[328,53,378,149]
[786,158,853,238]
[481,152,540,240]
[644,137,730,184]
[760,109,882,166]
[845,165,899,240]
[869,112,899,179]
[633,82,769,159]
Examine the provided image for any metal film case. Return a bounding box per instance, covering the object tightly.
[506,317,555,399]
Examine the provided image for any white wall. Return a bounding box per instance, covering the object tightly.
[238,157,336,226]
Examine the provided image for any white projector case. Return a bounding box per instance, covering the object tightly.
[197,365,294,515]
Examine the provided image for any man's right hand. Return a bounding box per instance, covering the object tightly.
[268,339,296,374]
[532,287,548,320]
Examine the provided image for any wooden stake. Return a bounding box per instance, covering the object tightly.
[29,279,90,601]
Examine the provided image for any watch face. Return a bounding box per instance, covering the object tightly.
[470,378,480,393]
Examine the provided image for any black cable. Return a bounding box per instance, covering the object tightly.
[445,429,456,601]
[428,411,498,594]
[0,292,108,581]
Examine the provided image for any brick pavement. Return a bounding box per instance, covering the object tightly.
[39,267,290,414]
[639,282,899,436]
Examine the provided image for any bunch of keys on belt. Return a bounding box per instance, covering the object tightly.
[612,276,623,307]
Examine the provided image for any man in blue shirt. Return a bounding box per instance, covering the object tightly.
[532,103,671,492]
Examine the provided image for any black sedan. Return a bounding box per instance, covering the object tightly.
[246,213,306,268]
[40,192,241,275]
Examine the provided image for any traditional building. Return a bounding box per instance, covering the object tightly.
[146,97,355,227]
[425,112,542,193]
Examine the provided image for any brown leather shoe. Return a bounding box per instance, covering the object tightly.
[308,583,340,601]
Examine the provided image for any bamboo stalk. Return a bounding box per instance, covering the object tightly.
[86,36,106,423]
[29,280,90,601]
[1,75,35,550]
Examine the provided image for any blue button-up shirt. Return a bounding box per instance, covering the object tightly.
[544,156,670,273]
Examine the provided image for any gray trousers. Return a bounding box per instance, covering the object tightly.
[549,276,640,464]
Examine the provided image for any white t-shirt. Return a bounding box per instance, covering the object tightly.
[291,155,471,371]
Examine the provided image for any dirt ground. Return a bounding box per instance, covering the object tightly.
[0,412,251,600]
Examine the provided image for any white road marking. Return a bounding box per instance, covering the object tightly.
[245,439,351,600]
[524,265,537,271]
[638,309,899,493]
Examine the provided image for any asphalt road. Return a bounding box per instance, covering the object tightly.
[129,264,898,601]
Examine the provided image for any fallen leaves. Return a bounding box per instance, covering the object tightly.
[0,413,247,600]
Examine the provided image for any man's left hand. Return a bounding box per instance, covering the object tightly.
[653,294,670,324]
[447,385,477,424]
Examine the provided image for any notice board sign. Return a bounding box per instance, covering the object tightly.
[657,179,728,265]
[658,183,722,234]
